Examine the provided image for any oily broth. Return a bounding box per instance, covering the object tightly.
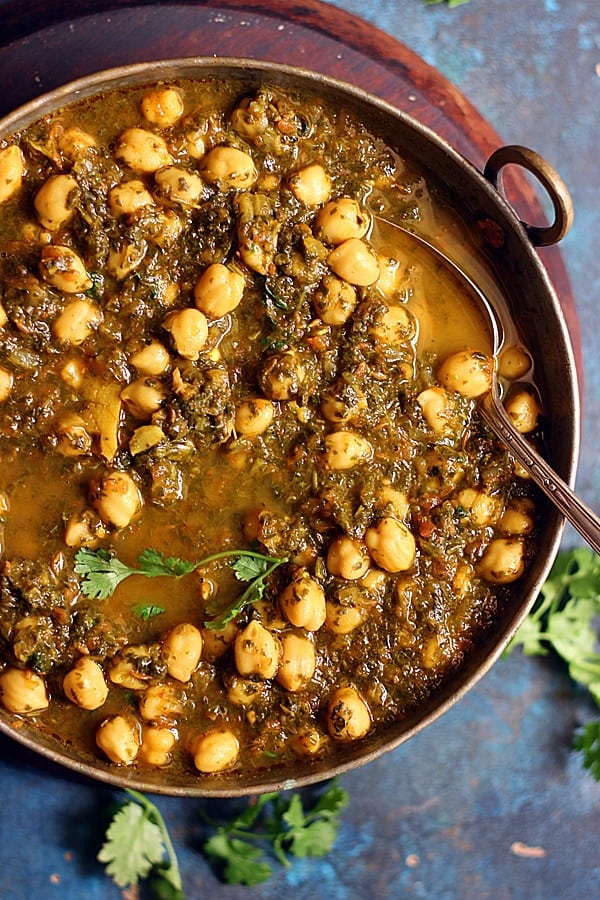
[0,77,542,780]
[372,230,495,359]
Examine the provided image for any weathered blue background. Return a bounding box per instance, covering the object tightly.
[2,1,600,898]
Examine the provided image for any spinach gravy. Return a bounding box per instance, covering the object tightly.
[0,78,541,778]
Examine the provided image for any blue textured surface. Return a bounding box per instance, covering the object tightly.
[1,1,600,898]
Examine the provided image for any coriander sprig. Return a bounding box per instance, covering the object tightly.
[202,781,349,885]
[97,789,183,899]
[74,546,288,628]
[506,547,600,777]
[506,547,600,703]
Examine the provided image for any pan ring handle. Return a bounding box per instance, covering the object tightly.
[483,145,574,247]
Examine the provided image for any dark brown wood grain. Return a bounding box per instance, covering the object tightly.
[0,0,580,370]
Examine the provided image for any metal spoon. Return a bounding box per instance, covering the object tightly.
[372,215,600,555]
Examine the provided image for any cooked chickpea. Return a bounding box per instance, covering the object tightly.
[200,145,257,190]
[326,686,371,740]
[313,275,357,326]
[455,488,503,527]
[121,377,166,419]
[109,645,155,689]
[141,87,184,127]
[320,379,368,425]
[129,424,166,456]
[234,620,280,679]
[184,127,206,159]
[235,398,275,437]
[252,600,290,631]
[323,430,373,471]
[376,253,404,297]
[63,508,107,548]
[154,165,204,206]
[139,725,177,767]
[108,179,155,216]
[280,570,327,631]
[193,263,245,318]
[0,367,14,402]
[227,675,264,707]
[499,497,535,535]
[375,485,409,520]
[0,144,25,203]
[63,657,108,710]
[365,517,416,573]
[57,126,97,160]
[200,621,237,662]
[504,388,541,434]
[328,238,380,286]
[90,470,142,529]
[60,357,86,389]
[452,561,475,598]
[107,241,147,280]
[162,307,209,360]
[437,349,494,399]
[291,728,327,757]
[52,298,102,345]
[230,96,269,138]
[149,210,184,249]
[161,623,203,682]
[325,600,365,634]
[96,714,141,765]
[359,567,388,596]
[369,304,416,345]
[315,197,369,245]
[258,350,306,401]
[422,634,444,669]
[54,412,92,457]
[139,683,184,721]
[326,535,370,581]
[0,667,48,714]
[129,341,170,376]
[39,245,92,293]
[192,728,239,773]
[477,538,525,583]
[34,174,78,230]
[276,633,316,692]
[416,386,453,435]
[498,345,531,380]
[289,163,332,206]
[115,128,172,173]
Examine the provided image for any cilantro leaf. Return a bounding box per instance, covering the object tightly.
[98,790,183,897]
[507,547,600,781]
[574,721,600,781]
[203,833,273,885]
[138,548,196,578]
[232,554,270,582]
[74,548,136,600]
[201,781,349,884]
[98,796,168,886]
[134,604,166,621]
[506,548,600,665]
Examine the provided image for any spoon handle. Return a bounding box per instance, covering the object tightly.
[480,393,600,556]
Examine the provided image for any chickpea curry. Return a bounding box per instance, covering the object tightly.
[0,78,543,779]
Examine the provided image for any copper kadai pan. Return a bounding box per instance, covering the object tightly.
[0,58,579,796]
